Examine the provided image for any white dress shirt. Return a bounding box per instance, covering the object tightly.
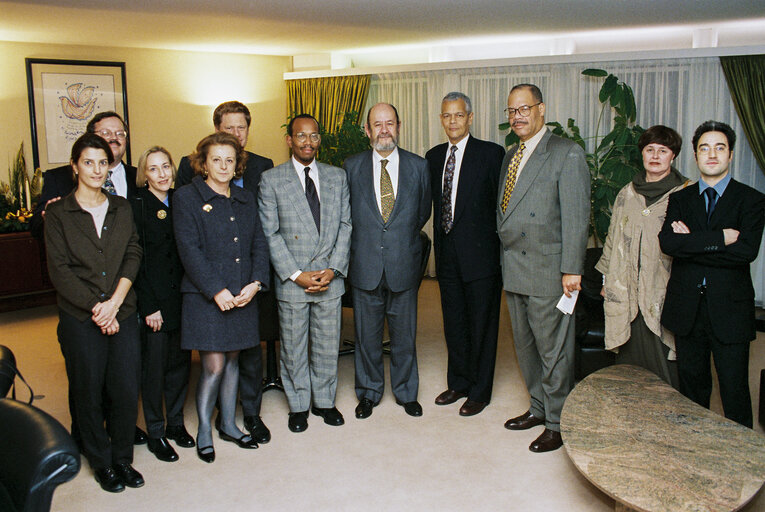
[441,134,470,213]
[516,126,548,179]
[291,156,321,200]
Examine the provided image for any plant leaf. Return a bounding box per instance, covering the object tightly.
[599,75,618,103]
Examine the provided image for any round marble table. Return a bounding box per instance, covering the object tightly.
[561,364,765,512]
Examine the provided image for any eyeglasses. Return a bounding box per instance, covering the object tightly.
[504,103,542,118]
[96,129,128,139]
[294,133,320,143]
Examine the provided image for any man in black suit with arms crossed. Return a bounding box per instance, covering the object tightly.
[425,92,504,416]
[659,120,765,428]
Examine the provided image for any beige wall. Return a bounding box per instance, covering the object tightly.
[0,40,290,183]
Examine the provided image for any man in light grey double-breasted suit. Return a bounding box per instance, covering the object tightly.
[258,114,352,433]
[344,103,431,419]
[497,84,589,452]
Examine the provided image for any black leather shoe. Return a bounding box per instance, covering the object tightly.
[114,463,144,488]
[504,410,545,430]
[355,398,377,419]
[311,406,345,426]
[196,445,215,463]
[244,415,271,444]
[459,399,487,417]
[529,428,563,453]
[134,426,148,445]
[219,431,258,449]
[435,389,466,405]
[166,425,195,448]
[147,436,179,462]
[94,467,124,493]
[288,411,309,433]
[396,399,423,417]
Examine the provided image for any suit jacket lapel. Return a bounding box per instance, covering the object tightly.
[317,164,335,241]
[504,131,551,217]
[359,151,382,223]
[282,163,320,241]
[707,179,737,227]
[453,136,476,224]
[387,151,412,225]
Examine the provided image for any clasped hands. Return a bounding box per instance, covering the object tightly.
[296,269,335,294]
[214,281,261,312]
[671,220,739,245]
[92,299,120,335]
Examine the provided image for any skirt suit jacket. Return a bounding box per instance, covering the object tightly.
[173,176,270,351]
[130,187,183,331]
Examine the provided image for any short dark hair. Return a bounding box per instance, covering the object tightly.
[213,101,251,129]
[638,125,682,157]
[366,103,400,127]
[70,133,114,181]
[189,132,247,179]
[692,120,736,152]
[86,111,127,133]
[509,84,543,103]
[287,114,319,136]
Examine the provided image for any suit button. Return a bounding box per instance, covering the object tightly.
[230,216,235,221]
[521,232,526,237]
[383,228,387,232]
[522,250,526,255]
[530,213,535,217]
[235,258,241,263]
[98,249,103,253]
[233,237,239,242]
[101,271,106,276]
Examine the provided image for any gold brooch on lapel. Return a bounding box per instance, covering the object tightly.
[202,204,213,212]
[157,209,167,220]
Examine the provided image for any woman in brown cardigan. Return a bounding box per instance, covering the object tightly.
[45,133,144,493]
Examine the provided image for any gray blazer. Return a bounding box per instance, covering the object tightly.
[258,160,351,303]
[344,148,431,292]
[496,130,590,297]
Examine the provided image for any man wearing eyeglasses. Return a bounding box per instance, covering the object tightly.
[258,114,351,433]
[176,100,276,445]
[497,84,589,452]
[32,111,137,237]
[425,92,505,417]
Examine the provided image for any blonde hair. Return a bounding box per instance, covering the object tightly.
[136,146,176,187]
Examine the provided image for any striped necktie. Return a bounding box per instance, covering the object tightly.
[500,142,525,213]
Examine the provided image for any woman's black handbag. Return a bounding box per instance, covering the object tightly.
[0,345,33,404]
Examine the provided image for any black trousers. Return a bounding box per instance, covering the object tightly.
[141,327,190,438]
[58,310,140,469]
[675,294,753,428]
[238,285,279,416]
[436,235,501,403]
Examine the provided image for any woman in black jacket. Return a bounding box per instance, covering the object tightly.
[130,147,194,463]
[45,133,144,493]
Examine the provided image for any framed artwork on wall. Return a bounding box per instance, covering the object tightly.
[25,58,130,171]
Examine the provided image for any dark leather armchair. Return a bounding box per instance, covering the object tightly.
[574,247,615,381]
[0,399,81,512]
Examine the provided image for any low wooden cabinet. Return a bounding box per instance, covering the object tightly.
[0,231,55,311]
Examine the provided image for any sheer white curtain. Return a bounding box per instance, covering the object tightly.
[368,57,765,303]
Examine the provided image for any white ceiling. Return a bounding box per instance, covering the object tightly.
[3,0,765,64]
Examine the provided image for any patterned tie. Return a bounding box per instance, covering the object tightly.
[103,169,117,195]
[441,145,458,233]
[500,142,525,213]
[304,167,320,232]
[704,187,718,225]
[380,159,395,223]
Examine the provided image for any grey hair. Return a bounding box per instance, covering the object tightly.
[442,92,472,114]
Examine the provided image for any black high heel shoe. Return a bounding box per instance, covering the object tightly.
[196,444,215,463]
[219,431,258,449]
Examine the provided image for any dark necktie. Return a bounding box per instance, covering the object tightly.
[103,169,117,195]
[304,167,320,232]
[441,145,458,233]
[704,187,718,224]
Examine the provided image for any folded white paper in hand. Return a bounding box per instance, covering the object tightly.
[556,289,579,315]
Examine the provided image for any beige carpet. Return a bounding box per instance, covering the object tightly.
[1,278,763,511]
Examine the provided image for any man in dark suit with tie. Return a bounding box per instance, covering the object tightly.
[497,84,590,452]
[425,92,504,416]
[659,120,765,428]
[345,103,431,419]
[31,111,137,238]
[176,101,275,443]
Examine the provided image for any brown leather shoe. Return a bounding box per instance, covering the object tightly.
[504,410,545,430]
[459,399,487,416]
[435,389,466,405]
[529,428,563,452]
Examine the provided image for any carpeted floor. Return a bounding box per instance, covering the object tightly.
[1,278,763,511]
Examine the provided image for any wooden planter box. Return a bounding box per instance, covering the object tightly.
[0,231,55,312]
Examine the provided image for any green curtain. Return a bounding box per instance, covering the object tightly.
[286,75,370,133]
[720,55,765,174]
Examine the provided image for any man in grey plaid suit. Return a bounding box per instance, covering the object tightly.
[258,114,352,433]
